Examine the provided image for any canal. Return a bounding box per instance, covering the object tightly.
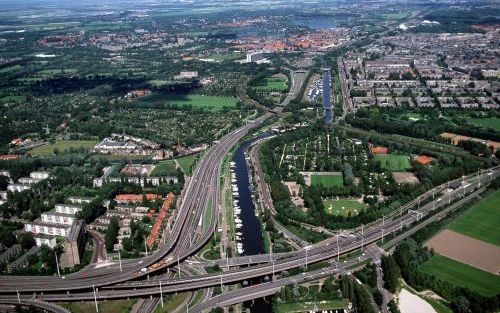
[232,134,273,312]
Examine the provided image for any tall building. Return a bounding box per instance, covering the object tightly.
[322,67,333,124]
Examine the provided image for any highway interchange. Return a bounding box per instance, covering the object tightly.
[0,48,498,311]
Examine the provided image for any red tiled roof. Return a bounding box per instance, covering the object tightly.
[115,194,162,202]
[415,155,435,165]
[147,192,174,248]
[371,146,388,154]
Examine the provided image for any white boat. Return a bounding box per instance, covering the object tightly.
[230,162,236,167]
[234,218,242,223]
[235,223,242,228]
[235,232,243,236]
[232,185,238,192]
[236,235,241,240]
[237,247,244,254]
[231,179,237,183]
[233,192,239,197]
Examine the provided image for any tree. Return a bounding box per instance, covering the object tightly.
[105,217,120,252]
[451,296,470,313]
[381,255,401,292]
[19,233,35,249]
[0,175,9,190]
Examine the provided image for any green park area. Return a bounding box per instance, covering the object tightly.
[311,173,344,187]
[251,77,289,92]
[274,299,349,313]
[467,117,500,132]
[419,254,500,297]
[374,154,411,171]
[177,154,198,175]
[151,160,177,176]
[323,198,367,216]
[448,189,500,246]
[29,140,98,156]
[140,94,238,109]
[207,52,242,61]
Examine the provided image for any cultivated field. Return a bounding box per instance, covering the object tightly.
[323,198,367,216]
[419,254,500,297]
[374,154,411,171]
[29,140,98,156]
[448,189,500,246]
[425,229,500,274]
[140,94,238,109]
[311,173,344,187]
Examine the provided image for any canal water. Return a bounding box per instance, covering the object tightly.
[232,134,273,312]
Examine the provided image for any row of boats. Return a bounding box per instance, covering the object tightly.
[230,161,245,255]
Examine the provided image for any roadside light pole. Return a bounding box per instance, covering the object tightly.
[159,280,164,307]
[305,246,310,271]
[118,251,122,272]
[177,255,181,278]
[54,252,60,277]
[336,234,340,261]
[381,229,384,243]
[272,260,275,281]
[92,285,99,313]
[144,240,148,257]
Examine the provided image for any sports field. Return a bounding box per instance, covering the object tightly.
[29,140,98,156]
[150,160,177,176]
[448,189,500,246]
[468,117,500,132]
[251,77,288,92]
[374,154,411,171]
[323,198,367,216]
[141,94,238,109]
[311,173,344,187]
[419,254,500,297]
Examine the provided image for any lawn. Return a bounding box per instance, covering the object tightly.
[151,160,177,176]
[140,94,238,109]
[468,117,500,132]
[274,299,348,313]
[251,77,288,92]
[374,154,411,171]
[62,299,136,313]
[419,254,500,297]
[323,198,367,216]
[207,52,242,61]
[311,173,344,187]
[177,154,198,175]
[448,189,500,246]
[29,140,98,156]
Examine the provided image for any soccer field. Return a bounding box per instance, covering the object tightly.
[419,254,500,297]
[29,140,98,156]
[374,154,411,171]
[311,174,344,187]
[448,189,500,246]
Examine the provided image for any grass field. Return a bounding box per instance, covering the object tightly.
[311,174,344,187]
[323,198,367,216]
[29,140,97,156]
[207,52,242,61]
[251,77,288,92]
[177,154,198,175]
[419,254,500,297]
[374,154,411,171]
[448,189,500,246]
[274,299,348,313]
[62,299,136,313]
[151,160,177,176]
[468,117,500,132]
[141,94,238,109]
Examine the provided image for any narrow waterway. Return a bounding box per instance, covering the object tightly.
[232,133,272,312]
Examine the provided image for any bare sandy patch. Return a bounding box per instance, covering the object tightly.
[393,172,419,184]
[425,229,500,274]
[398,289,436,313]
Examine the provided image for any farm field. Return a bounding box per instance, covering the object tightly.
[323,198,367,216]
[251,77,288,92]
[150,160,177,176]
[29,140,98,156]
[448,189,500,246]
[140,94,238,109]
[418,254,500,297]
[467,117,500,132]
[311,173,344,187]
[374,154,411,171]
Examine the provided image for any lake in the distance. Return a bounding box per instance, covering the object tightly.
[294,17,337,29]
